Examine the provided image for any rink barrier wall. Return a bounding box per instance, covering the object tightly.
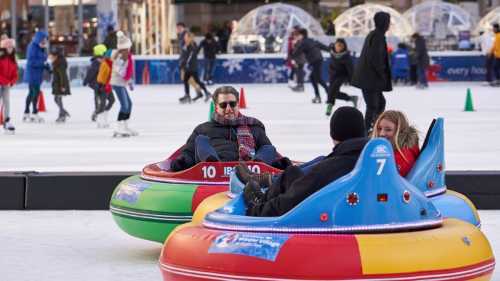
[23,172,134,210]
[13,51,488,88]
[0,172,26,209]
[0,170,498,210]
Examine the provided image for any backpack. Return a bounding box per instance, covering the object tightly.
[96,58,112,85]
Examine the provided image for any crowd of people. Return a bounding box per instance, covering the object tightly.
[2,12,498,139]
[0,28,137,137]
[0,15,444,217]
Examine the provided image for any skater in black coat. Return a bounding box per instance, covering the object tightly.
[351,11,392,132]
[412,33,430,89]
[243,107,367,217]
[49,47,71,123]
[292,28,330,103]
[325,38,358,116]
[199,33,219,85]
[179,32,211,103]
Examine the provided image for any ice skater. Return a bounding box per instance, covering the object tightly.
[352,12,393,132]
[111,31,137,137]
[292,28,329,103]
[84,44,115,128]
[199,32,219,85]
[325,38,358,116]
[49,47,71,123]
[0,37,18,134]
[24,30,50,123]
[179,32,211,104]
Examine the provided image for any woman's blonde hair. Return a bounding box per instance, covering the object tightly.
[184,32,194,45]
[372,110,419,163]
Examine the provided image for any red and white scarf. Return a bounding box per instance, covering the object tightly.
[211,112,258,161]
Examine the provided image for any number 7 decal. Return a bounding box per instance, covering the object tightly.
[376,159,386,176]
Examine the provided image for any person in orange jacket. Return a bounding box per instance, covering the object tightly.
[490,23,500,86]
[372,110,419,177]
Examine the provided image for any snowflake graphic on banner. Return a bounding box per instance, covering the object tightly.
[222,59,244,74]
[249,60,287,83]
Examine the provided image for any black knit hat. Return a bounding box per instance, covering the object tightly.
[330,106,366,142]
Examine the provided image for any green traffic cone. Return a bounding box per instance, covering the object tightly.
[208,100,215,121]
[464,88,474,112]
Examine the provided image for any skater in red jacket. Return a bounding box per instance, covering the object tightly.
[0,38,18,133]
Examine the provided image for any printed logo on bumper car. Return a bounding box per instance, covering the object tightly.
[114,179,153,204]
[370,145,391,158]
[208,232,289,261]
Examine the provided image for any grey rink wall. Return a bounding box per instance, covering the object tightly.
[0,171,499,210]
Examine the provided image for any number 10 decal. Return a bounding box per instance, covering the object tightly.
[376,159,386,176]
[202,166,216,178]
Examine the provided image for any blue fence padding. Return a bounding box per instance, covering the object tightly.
[14,52,489,86]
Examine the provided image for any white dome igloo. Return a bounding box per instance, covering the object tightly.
[334,3,413,38]
[474,6,500,35]
[228,3,325,53]
[404,0,473,38]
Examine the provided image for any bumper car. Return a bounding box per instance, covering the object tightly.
[193,118,481,228]
[160,139,495,281]
[109,147,282,243]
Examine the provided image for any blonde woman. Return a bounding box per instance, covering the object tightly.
[372,110,419,176]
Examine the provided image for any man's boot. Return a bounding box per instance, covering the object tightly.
[235,163,272,187]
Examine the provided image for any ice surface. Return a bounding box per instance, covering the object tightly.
[1,82,499,171]
[1,82,499,280]
[0,210,498,281]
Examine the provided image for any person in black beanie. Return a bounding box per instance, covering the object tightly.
[242,106,368,217]
[352,11,392,132]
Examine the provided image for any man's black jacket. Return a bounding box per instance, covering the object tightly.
[246,138,368,217]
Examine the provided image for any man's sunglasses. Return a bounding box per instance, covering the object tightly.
[218,101,238,109]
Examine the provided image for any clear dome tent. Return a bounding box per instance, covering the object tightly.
[403,0,473,42]
[334,3,413,38]
[474,6,500,35]
[228,3,326,54]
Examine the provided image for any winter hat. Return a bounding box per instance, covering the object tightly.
[116,31,132,50]
[330,106,366,142]
[93,44,107,56]
[0,38,15,49]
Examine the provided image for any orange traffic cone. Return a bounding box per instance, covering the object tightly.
[0,102,4,125]
[239,87,247,109]
[37,91,46,112]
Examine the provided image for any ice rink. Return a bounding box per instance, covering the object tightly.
[0,210,498,281]
[1,82,499,280]
[1,82,500,171]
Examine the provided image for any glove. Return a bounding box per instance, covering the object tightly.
[170,157,187,172]
[271,157,293,170]
[243,179,265,207]
[128,83,134,91]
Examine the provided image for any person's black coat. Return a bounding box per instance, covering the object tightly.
[351,12,392,92]
[171,119,273,171]
[414,35,430,68]
[83,56,101,90]
[52,56,71,96]
[200,38,219,59]
[246,137,368,217]
[292,38,329,64]
[179,42,200,73]
[329,51,353,82]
